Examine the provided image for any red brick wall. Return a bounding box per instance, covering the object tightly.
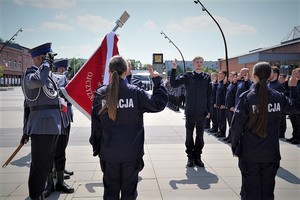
[218,42,300,74]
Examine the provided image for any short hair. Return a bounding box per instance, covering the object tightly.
[230,71,237,75]
[271,66,280,77]
[279,74,286,78]
[219,70,227,76]
[192,56,204,62]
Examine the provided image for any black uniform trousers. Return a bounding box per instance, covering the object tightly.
[289,114,300,140]
[179,94,185,108]
[211,105,218,131]
[226,109,234,139]
[226,109,234,127]
[185,115,205,160]
[238,159,279,200]
[279,114,286,138]
[100,158,144,200]
[217,108,226,135]
[54,124,71,171]
[29,134,58,198]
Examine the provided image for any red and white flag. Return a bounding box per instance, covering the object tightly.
[61,32,119,119]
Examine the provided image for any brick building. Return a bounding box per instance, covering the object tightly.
[218,26,300,75]
[0,43,32,86]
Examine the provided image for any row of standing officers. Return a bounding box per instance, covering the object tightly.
[168,57,299,200]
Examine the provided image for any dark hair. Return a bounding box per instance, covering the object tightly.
[230,71,238,76]
[221,70,227,77]
[271,66,280,78]
[247,61,271,138]
[279,73,286,78]
[99,55,127,120]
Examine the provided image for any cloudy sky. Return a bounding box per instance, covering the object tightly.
[1,0,299,64]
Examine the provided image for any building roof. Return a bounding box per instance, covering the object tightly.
[281,25,300,44]
[0,42,23,51]
[220,26,300,64]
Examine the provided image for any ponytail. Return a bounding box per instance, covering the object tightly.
[246,62,271,139]
[99,55,127,121]
[100,71,120,120]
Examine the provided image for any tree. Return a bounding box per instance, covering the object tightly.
[203,67,216,74]
[128,59,143,70]
[0,65,4,77]
[68,58,85,79]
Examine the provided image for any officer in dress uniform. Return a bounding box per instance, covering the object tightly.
[20,43,61,200]
[43,59,74,197]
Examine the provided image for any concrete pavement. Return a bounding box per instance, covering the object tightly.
[0,87,299,200]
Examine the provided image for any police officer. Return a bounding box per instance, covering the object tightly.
[230,62,296,200]
[21,43,61,200]
[235,68,252,106]
[268,66,286,138]
[44,59,74,197]
[286,68,300,144]
[90,55,168,199]
[208,72,218,133]
[223,71,238,143]
[170,56,211,168]
[215,70,227,138]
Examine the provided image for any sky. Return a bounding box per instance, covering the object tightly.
[0,0,299,64]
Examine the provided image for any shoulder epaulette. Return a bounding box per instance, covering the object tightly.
[25,67,37,75]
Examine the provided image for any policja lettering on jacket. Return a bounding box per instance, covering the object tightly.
[251,103,281,113]
[117,98,134,108]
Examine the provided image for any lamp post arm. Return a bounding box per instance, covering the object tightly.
[161,31,186,73]
[194,0,229,76]
[169,40,186,74]
[0,28,23,53]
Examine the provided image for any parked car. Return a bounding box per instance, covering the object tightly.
[132,73,152,91]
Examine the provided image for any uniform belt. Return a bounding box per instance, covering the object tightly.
[30,105,60,111]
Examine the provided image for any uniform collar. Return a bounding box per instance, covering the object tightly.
[192,71,203,77]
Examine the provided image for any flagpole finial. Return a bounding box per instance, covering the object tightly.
[112,11,130,32]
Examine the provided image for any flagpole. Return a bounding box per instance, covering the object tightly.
[112,11,130,32]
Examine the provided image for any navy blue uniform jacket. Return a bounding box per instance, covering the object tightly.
[230,86,296,162]
[90,76,168,162]
[268,79,284,93]
[225,82,237,109]
[170,69,211,117]
[211,82,218,105]
[235,80,252,105]
[216,80,227,107]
